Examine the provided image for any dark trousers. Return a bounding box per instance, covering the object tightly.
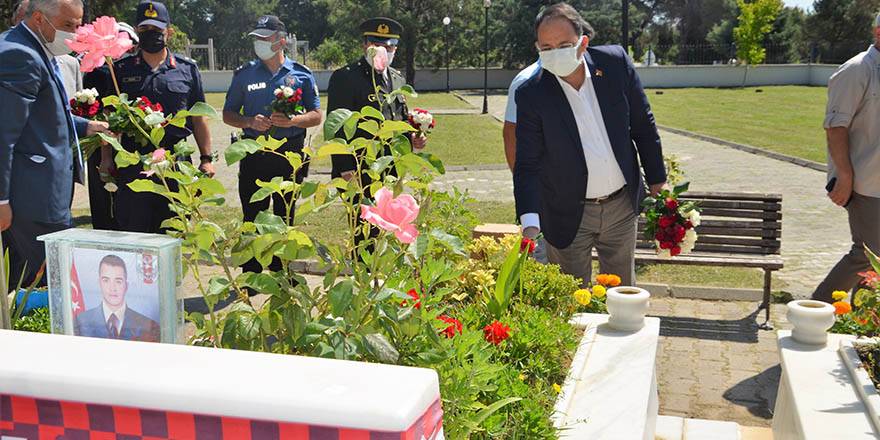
[86,151,118,230]
[813,193,880,302]
[238,137,308,273]
[114,165,177,234]
[2,218,67,291]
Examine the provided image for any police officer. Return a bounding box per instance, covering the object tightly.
[223,15,322,274]
[83,22,138,231]
[99,1,214,233]
[327,17,426,182]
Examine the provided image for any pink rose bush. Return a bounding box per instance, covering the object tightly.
[360,188,420,244]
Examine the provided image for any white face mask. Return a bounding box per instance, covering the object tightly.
[538,36,584,77]
[39,19,75,56]
[254,40,279,60]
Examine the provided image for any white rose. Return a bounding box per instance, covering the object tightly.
[274,88,283,96]
[283,87,294,98]
[143,111,165,127]
[104,182,118,192]
[414,112,433,126]
[688,210,701,227]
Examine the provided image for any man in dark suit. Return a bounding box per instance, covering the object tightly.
[514,3,667,287]
[74,254,160,342]
[0,0,110,289]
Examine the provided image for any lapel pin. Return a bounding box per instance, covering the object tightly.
[595,69,603,77]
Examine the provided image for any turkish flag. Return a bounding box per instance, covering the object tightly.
[70,261,84,318]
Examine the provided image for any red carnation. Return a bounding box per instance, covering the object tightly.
[520,237,536,254]
[684,220,694,230]
[665,197,678,210]
[671,245,682,257]
[674,224,686,241]
[483,320,511,345]
[654,231,664,241]
[659,240,673,250]
[438,315,462,338]
[401,289,421,309]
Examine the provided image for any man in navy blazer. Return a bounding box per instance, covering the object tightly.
[74,254,160,343]
[514,3,666,287]
[0,0,110,289]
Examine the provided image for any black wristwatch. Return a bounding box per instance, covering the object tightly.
[199,154,213,163]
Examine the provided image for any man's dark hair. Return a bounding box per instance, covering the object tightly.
[99,254,127,279]
[534,2,595,39]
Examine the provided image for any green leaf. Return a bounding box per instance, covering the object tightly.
[253,211,287,234]
[316,142,352,158]
[324,108,353,140]
[256,135,286,151]
[468,397,522,433]
[241,272,281,296]
[411,234,429,260]
[865,244,880,275]
[360,105,385,122]
[127,179,166,194]
[149,126,165,147]
[187,101,218,118]
[328,279,354,316]
[192,178,226,198]
[358,120,380,136]
[343,114,359,140]
[225,139,261,165]
[173,141,197,157]
[364,333,399,363]
[249,186,276,204]
[377,120,415,139]
[673,182,690,195]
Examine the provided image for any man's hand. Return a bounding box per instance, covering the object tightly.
[249,114,272,132]
[522,226,540,240]
[86,120,111,136]
[411,133,427,152]
[269,112,297,128]
[199,160,216,177]
[829,174,853,207]
[340,170,356,182]
[0,204,11,231]
[650,182,669,197]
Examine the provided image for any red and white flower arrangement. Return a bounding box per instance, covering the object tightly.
[70,88,101,118]
[408,108,435,135]
[642,183,701,258]
[270,86,304,118]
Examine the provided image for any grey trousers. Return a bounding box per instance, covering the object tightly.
[546,191,638,288]
[813,192,880,303]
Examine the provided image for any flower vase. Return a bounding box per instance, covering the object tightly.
[786,300,836,345]
[606,286,650,331]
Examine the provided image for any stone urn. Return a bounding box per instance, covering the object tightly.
[606,286,651,331]
[786,300,836,345]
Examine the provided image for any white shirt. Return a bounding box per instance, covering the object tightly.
[504,61,541,123]
[102,302,126,334]
[520,59,627,232]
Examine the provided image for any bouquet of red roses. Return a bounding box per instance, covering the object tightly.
[270,86,304,118]
[642,182,701,258]
[408,108,435,135]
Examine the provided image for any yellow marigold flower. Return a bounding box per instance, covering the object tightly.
[832,290,848,301]
[592,284,607,299]
[833,301,852,315]
[596,274,622,287]
[553,383,562,394]
[574,289,592,305]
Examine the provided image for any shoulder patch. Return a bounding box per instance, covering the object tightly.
[173,54,197,65]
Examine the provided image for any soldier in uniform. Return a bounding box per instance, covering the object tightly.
[327,17,427,245]
[222,15,322,274]
[99,1,214,233]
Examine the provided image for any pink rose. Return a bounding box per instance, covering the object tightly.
[359,188,420,244]
[66,16,133,73]
[371,45,388,72]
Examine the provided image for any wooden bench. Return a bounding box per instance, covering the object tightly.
[472,191,784,329]
[632,191,783,329]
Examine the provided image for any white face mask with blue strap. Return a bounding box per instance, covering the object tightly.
[538,35,585,77]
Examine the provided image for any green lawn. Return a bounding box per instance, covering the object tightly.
[647,86,828,163]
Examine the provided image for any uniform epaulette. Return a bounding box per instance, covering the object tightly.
[173,53,197,66]
[234,60,257,75]
[291,60,312,74]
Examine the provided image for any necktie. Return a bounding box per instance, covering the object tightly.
[107,313,119,338]
[51,58,84,183]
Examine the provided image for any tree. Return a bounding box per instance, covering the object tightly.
[734,0,783,65]
[807,0,880,63]
[766,6,808,63]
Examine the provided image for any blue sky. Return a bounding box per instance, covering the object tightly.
[784,0,813,12]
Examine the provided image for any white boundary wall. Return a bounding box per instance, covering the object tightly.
[201,64,838,93]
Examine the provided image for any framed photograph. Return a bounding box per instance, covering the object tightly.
[39,229,182,343]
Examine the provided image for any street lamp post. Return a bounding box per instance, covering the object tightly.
[482,0,490,114]
[443,16,451,93]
